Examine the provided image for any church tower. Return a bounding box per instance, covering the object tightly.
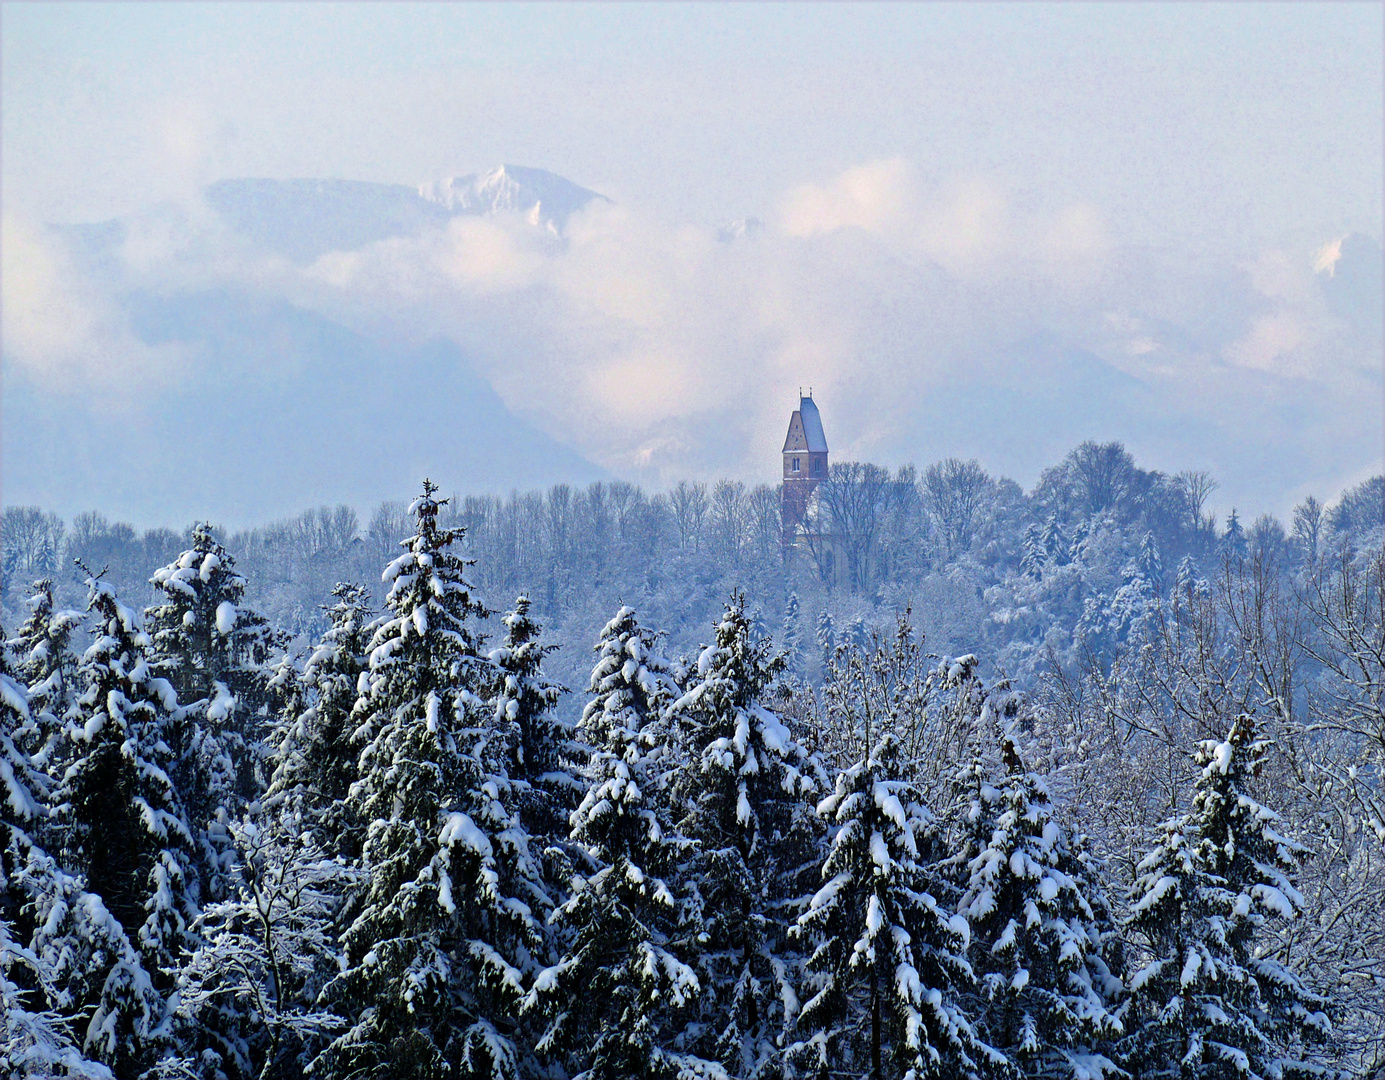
[781,392,828,544]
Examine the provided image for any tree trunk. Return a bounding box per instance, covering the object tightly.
[871,969,882,1080]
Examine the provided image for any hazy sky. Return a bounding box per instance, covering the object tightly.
[3,2,1382,527]
[6,2,1380,248]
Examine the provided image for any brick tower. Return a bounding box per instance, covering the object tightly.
[781,392,828,544]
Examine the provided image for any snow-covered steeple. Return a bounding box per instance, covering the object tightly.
[782,392,830,543]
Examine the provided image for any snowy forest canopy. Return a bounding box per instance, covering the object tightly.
[1,441,1383,1079]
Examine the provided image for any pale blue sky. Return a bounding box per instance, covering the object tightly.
[5,2,1381,257]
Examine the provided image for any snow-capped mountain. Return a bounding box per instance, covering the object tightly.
[201,165,610,264]
[419,164,610,233]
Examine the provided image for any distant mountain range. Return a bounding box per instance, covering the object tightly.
[203,165,609,264]
[5,167,612,526]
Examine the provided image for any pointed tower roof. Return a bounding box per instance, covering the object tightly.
[798,394,828,453]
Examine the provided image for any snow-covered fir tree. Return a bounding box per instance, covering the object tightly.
[1220,511,1248,563]
[1173,556,1209,607]
[58,575,199,1076]
[2,637,145,1079]
[146,524,278,714]
[952,724,1124,1078]
[792,734,1003,1080]
[815,611,836,677]
[318,481,549,1080]
[6,578,83,770]
[1021,525,1047,580]
[578,604,681,748]
[1137,532,1164,595]
[146,524,280,897]
[266,582,373,855]
[1121,715,1333,1078]
[781,592,806,681]
[1041,516,1068,566]
[667,593,824,1078]
[489,594,573,842]
[1,912,114,1080]
[524,604,712,1080]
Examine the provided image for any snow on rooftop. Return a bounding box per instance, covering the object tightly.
[798,396,828,453]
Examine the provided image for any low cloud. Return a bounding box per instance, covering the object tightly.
[7,160,1379,515]
[1,214,185,397]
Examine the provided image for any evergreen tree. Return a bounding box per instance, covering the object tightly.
[146,523,278,715]
[781,593,806,681]
[1041,516,1068,566]
[1174,556,1208,605]
[578,605,681,749]
[59,575,199,1076]
[266,582,373,855]
[6,578,83,770]
[146,524,280,896]
[815,611,836,677]
[1,634,48,861]
[1121,716,1333,1078]
[1220,511,1248,562]
[2,633,136,1079]
[792,734,1003,1080]
[524,608,711,1079]
[1,912,115,1080]
[1021,525,1047,580]
[953,731,1123,1078]
[1137,532,1164,595]
[668,593,824,1078]
[318,482,548,1080]
[489,594,572,841]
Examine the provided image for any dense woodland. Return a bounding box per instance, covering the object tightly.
[2,441,1383,1079]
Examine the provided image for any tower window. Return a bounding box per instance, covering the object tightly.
[792,457,800,472]
[813,458,821,475]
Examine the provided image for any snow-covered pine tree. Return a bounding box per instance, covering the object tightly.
[58,574,199,1076]
[489,594,572,842]
[1,631,50,963]
[1173,556,1208,607]
[1121,715,1334,1078]
[1021,525,1047,580]
[668,592,824,1078]
[1,913,114,1080]
[2,634,137,1080]
[524,608,711,1080]
[1220,510,1248,563]
[318,481,548,1080]
[266,582,373,856]
[7,578,83,771]
[816,611,836,678]
[578,605,681,749]
[952,726,1124,1078]
[146,524,278,716]
[792,734,1002,1080]
[1137,532,1164,596]
[146,524,280,897]
[781,592,806,681]
[1041,516,1068,567]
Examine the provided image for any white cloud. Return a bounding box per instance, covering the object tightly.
[1,214,183,395]
[780,158,919,238]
